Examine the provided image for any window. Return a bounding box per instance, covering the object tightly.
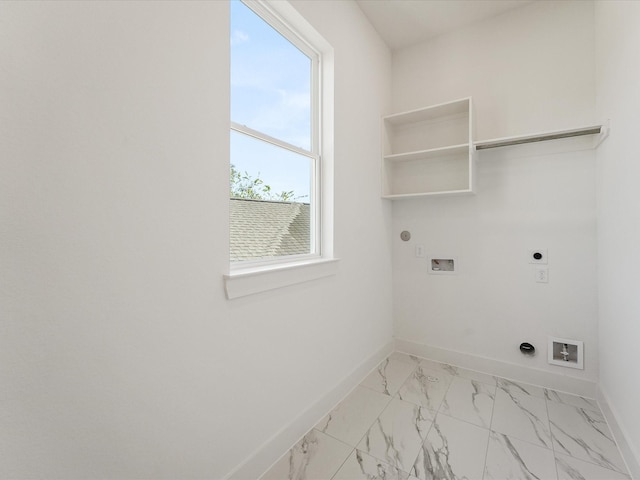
[230,0,320,266]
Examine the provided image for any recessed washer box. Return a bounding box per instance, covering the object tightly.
[548,336,583,369]
[428,255,458,275]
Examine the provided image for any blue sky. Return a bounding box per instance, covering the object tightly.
[230,0,312,201]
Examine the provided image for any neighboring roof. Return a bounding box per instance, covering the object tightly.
[230,198,310,261]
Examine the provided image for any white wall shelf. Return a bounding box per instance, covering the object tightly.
[384,143,469,162]
[382,189,475,200]
[381,97,608,199]
[384,99,469,126]
[381,97,476,198]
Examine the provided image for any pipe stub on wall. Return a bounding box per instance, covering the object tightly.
[519,342,535,355]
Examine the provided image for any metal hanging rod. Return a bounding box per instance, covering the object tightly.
[475,125,604,150]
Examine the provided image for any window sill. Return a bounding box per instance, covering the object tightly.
[223,258,339,300]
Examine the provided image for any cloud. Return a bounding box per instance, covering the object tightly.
[277,89,309,109]
[231,29,249,46]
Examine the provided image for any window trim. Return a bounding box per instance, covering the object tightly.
[225,0,335,299]
[230,0,322,269]
[224,258,339,300]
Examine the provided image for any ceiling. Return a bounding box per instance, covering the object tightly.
[356,0,534,51]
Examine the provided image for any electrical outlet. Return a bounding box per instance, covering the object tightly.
[535,267,549,283]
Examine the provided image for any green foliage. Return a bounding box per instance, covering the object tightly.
[230,164,305,202]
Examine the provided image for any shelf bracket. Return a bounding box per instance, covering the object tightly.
[593,119,610,148]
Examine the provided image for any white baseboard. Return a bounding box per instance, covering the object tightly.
[395,338,597,398]
[597,386,640,479]
[223,341,394,480]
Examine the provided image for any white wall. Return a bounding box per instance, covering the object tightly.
[0,1,392,478]
[595,0,640,473]
[391,1,600,384]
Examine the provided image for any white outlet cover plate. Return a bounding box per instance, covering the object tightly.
[535,267,549,283]
[529,249,548,264]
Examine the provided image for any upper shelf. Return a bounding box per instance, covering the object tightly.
[384,98,470,126]
[475,123,609,151]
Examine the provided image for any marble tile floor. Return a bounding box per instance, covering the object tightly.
[259,352,631,480]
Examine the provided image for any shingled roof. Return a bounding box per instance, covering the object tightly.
[230,198,310,261]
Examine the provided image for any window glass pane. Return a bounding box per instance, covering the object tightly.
[230,1,312,151]
[230,130,312,261]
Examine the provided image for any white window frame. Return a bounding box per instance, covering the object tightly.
[225,0,337,299]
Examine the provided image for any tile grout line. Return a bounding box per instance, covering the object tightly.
[260,353,402,479]
[367,358,424,475]
[546,399,633,477]
[384,357,454,477]
[410,364,459,476]
[592,396,635,478]
[544,391,561,480]
[544,391,630,477]
[331,354,421,477]
[405,362,440,477]
[403,356,496,477]
[482,379,500,480]
[327,444,355,480]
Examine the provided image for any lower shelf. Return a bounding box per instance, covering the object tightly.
[382,189,474,200]
[382,153,472,198]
